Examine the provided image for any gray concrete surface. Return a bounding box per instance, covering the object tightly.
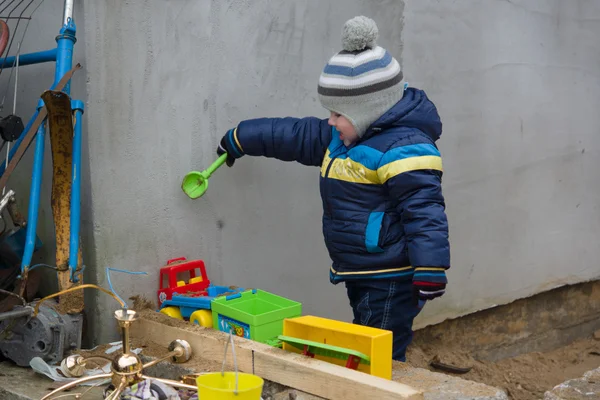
[0,361,105,399]
[544,367,600,400]
[4,0,600,345]
[393,364,509,400]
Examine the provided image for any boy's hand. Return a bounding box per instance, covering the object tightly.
[217,128,245,167]
[412,280,446,308]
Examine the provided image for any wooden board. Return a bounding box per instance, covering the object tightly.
[43,89,84,314]
[132,315,423,400]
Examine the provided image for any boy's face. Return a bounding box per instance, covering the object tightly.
[328,112,358,146]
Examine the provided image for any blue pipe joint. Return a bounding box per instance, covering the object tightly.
[58,17,77,40]
[71,100,84,113]
[55,17,76,95]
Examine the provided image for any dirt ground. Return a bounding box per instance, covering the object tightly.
[405,333,600,400]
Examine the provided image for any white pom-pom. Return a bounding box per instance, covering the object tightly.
[341,16,379,52]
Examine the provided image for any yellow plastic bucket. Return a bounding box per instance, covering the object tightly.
[196,372,264,399]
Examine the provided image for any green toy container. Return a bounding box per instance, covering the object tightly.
[211,289,302,344]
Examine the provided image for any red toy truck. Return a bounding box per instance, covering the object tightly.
[157,257,211,307]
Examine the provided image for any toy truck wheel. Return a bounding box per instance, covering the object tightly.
[160,306,183,320]
[190,309,213,327]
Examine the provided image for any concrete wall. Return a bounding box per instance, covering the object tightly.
[73,0,600,342]
[403,0,600,327]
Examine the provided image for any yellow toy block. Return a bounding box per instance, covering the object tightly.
[189,276,204,284]
[176,280,186,287]
[282,315,392,379]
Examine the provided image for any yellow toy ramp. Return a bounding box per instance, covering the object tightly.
[282,315,392,380]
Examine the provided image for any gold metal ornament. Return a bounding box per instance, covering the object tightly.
[41,309,197,399]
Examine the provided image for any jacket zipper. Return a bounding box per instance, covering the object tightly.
[324,152,341,217]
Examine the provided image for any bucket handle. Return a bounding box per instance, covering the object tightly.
[221,329,239,395]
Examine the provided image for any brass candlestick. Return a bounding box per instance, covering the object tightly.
[42,309,197,400]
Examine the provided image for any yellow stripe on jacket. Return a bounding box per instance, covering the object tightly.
[320,149,379,185]
[377,155,443,183]
[330,265,413,275]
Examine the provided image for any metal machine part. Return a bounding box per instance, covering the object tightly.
[62,0,74,26]
[0,189,28,227]
[0,189,15,213]
[0,115,24,142]
[0,305,31,321]
[0,299,82,367]
[6,196,26,227]
[60,354,86,377]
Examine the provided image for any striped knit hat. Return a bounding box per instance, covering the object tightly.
[318,16,404,137]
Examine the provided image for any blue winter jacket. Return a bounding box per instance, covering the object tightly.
[228,88,450,285]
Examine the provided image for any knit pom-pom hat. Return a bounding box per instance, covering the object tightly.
[318,16,404,137]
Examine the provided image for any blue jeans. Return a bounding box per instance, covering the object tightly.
[346,279,423,362]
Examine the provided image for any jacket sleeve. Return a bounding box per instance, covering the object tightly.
[234,117,332,167]
[378,140,450,284]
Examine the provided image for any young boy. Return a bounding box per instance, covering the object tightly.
[216,16,450,362]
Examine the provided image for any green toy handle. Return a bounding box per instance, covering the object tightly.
[181,153,230,199]
[206,153,228,177]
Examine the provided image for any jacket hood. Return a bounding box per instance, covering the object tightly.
[363,88,442,142]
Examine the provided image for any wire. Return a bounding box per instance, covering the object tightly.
[70,264,85,283]
[15,263,85,282]
[0,0,29,74]
[0,287,24,304]
[0,0,24,15]
[11,40,18,114]
[105,267,148,309]
[29,263,57,271]
[0,0,45,108]
[221,330,239,394]
[1,40,16,197]
[44,394,82,399]
[27,263,57,273]
[71,373,112,399]
[15,262,57,280]
[33,284,126,316]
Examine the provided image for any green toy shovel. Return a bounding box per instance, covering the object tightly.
[181,153,228,199]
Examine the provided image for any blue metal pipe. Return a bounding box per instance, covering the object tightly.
[54,18,76,95]
[21,18,78,274]
[20,102,46,273]
[0,49,57,68]
[68,100,84,282]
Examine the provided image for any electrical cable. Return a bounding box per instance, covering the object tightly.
[105,267,148,309]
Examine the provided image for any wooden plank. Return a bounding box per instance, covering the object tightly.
[132,316,423,400]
